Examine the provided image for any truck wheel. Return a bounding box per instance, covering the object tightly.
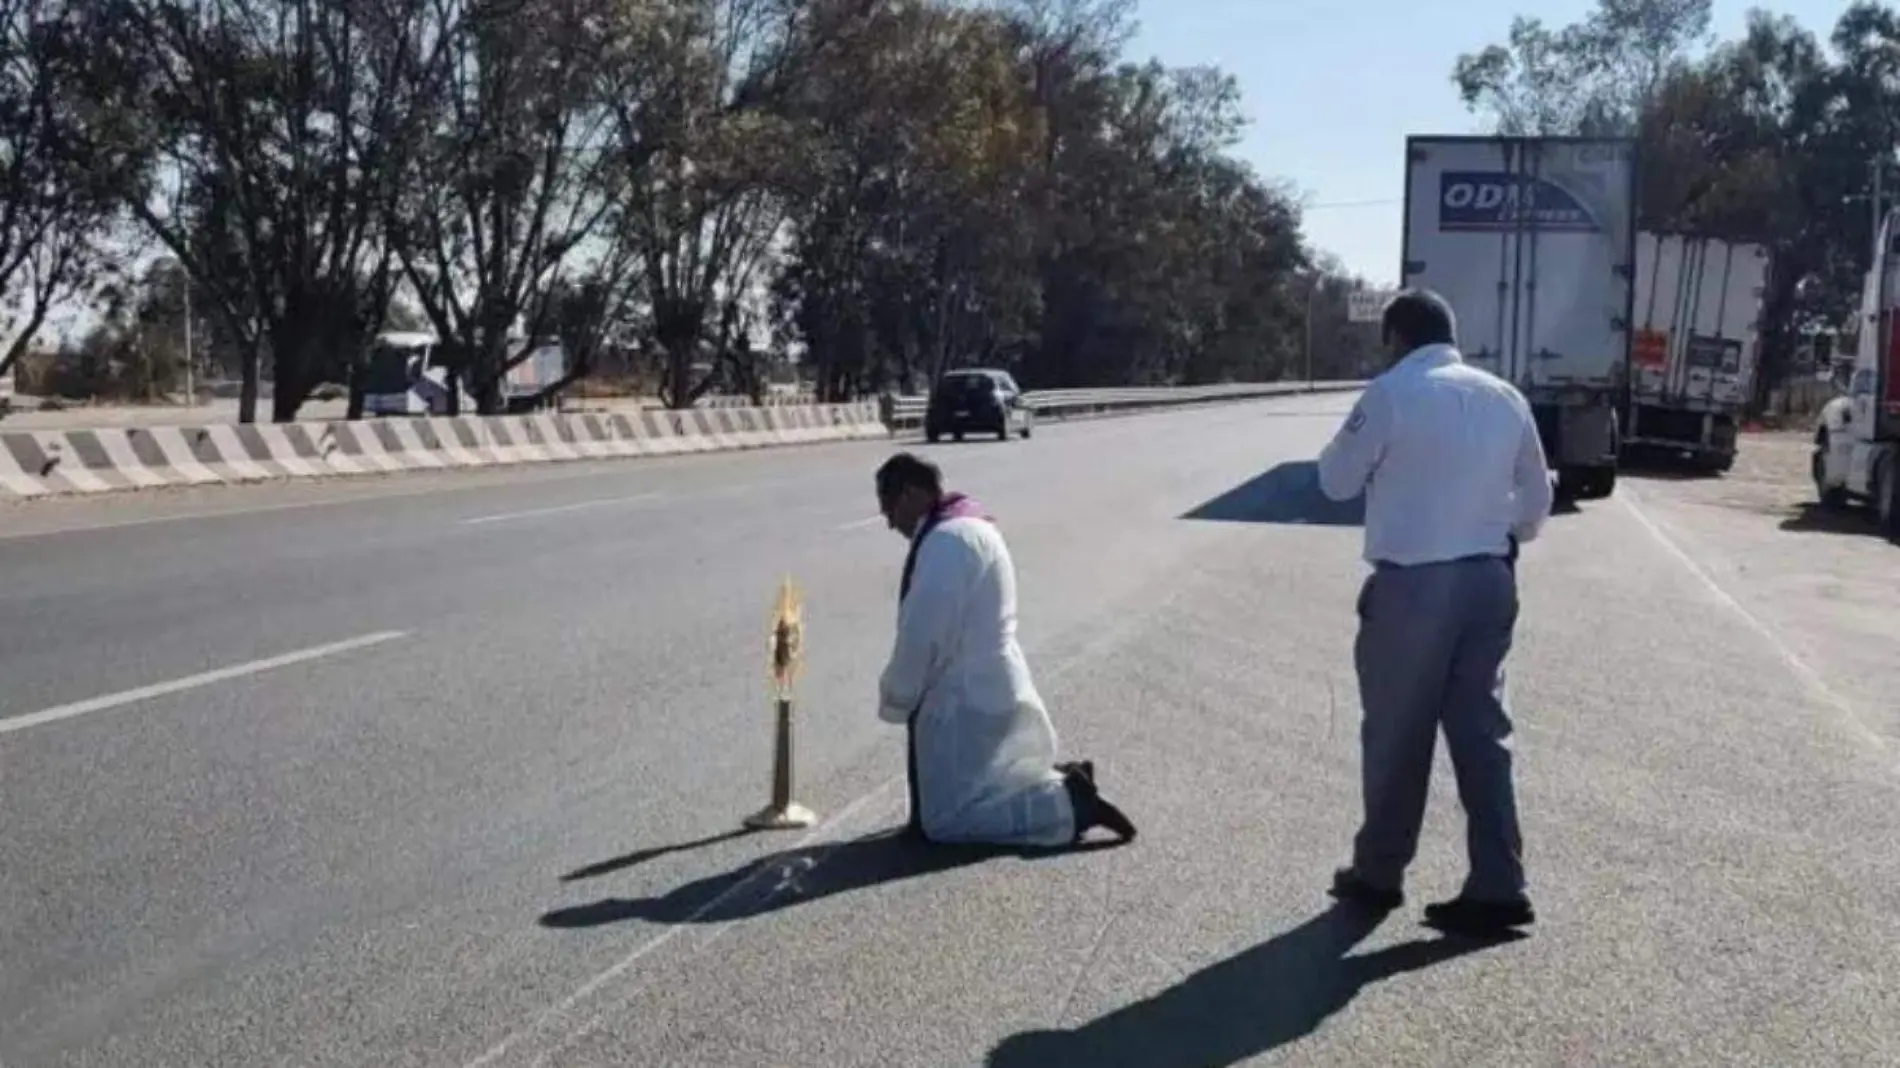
[1554,468,1581,504]
[1561,466,1617,501]
[1879,458,1900,544]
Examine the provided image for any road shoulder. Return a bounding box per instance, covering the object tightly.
[1621,431,1900,746]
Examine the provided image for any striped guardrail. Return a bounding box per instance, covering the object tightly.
[0,383,1366,501]
[879,380,1364,429]
[0,402,887,500]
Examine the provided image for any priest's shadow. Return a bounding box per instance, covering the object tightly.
[984,902,1524,1067]
[541,828,1122,930]
[1181,461,1365,526]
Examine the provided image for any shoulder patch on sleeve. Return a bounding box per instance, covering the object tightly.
[1344,404,1367,433]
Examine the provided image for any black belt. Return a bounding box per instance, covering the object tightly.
[1375,536,1518,572]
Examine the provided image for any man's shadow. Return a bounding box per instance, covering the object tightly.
[1180,461,1584,525]
[985,902,1523,1067]
[542,829,1122,929]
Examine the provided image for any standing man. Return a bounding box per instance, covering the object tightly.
[874,452,1136,848]
[1315,288,1552,936]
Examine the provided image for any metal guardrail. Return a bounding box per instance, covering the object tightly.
[878,380,1365,430]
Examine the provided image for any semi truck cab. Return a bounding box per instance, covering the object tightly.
[1814,207,1900,540]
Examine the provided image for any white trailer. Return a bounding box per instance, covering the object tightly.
[361,331,452,416]
[1625,233,1770,472]
[1401,135,1638,500]
[1814,207,1900,540]
[360,332,566,415]
[499,336,567,413]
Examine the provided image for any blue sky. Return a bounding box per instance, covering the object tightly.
[1132,0,1846,287]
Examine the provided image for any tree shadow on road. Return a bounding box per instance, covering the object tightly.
[542,829,1123,930]
[1180,462,1365,526]
[984,902,1523,1068]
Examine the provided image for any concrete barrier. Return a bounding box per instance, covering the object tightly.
[0,401,886,500]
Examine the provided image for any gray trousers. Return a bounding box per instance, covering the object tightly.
[1351,556,1527,903]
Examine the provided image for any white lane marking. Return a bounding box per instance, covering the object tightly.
[0,443,849,543]
[459,493,664,526]
[462,780,900,1068]
[468,597,1147,1067]
[1619,488,1888,755]
[0,631,409,737]
[0,463,677,542]
[834,515,883,531]
[477,455,1359,1062]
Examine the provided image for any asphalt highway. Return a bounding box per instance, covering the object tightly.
[2,396,1896,1067]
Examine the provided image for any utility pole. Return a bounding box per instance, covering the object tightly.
[1303,277,1321,386]
[182,264,194,408]
[1846,156,1890,255]
[1875,157,1887,267]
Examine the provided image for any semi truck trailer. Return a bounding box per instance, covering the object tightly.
[1625,232,1770,472]
[1401,135,1638,501]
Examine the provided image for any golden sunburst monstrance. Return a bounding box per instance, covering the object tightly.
[769,575,803,702]
[746,575,815,830]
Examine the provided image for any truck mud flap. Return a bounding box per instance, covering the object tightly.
[1532,401,1619,468]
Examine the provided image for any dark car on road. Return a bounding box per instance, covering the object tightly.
[925,369,1033,443]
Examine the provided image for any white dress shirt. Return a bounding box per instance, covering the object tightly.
[1316,343,1554,567]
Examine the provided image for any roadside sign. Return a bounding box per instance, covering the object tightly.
[1347,291,1394,323]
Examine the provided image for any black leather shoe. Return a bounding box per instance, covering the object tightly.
[1061,763,1135,843]
[1090,795,1137,841]
[1329,868,1402,911]
[1055,760,1096,784]
[1422,896,1535,935]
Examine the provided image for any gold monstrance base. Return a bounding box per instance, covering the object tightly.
[744,802,818,830]
[743,695,817,830]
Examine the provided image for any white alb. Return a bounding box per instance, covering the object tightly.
[878,515,1074,846]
